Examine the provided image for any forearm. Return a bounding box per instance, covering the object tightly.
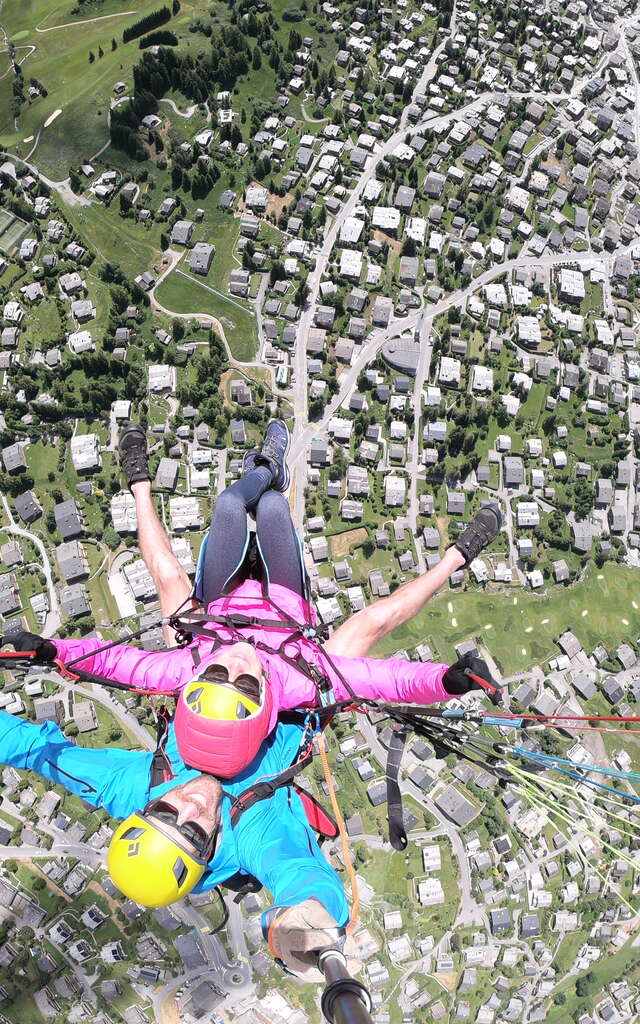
[328,652,450,706]
[325,546,465,658]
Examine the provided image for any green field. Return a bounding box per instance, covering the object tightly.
[373,563,640,675]
[154,265,257,361]
[0,0,206,177]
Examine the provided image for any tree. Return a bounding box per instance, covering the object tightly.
[103,526,121,550]
[88,51,95,63]
[111,37,117,50]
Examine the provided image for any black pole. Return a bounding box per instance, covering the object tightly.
[319,949,373,1024]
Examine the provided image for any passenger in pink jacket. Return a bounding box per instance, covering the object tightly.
[8,421,502,776]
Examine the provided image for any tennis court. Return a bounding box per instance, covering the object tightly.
[0,209,28,254]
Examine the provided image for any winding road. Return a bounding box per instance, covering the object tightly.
[0,493,60,635]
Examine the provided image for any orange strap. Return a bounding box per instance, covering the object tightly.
[317,730,360,934]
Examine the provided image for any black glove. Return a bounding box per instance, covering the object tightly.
[1,631,57,664]
[443,653,503,706]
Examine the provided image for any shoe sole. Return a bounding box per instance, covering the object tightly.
[274,421,291,492]
[118,424,147,457]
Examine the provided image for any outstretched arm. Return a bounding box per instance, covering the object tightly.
[52,636,198,695]
[0,711,151,818]
[325,650,451,706]
[325,546,465,658]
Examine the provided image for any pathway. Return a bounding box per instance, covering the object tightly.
[160,98,198,119]
[0,493,60,635]
[36,9,135,32]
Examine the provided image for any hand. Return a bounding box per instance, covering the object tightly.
[268,899,349,982]
[443,653,503,706]
[2,631,56,664]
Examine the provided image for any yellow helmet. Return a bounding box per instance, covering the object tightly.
[107,811,208,907]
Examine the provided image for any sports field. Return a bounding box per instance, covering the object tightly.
[373,563,640,675]
[0,209,29,254]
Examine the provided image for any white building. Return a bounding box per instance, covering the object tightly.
[439,356,461,387]
[371,207,401,232]
[558,268,585,301]
[418,877,445,906]
[169,497,203,532]
[111,492,137,533]
[70,434,101,473]
[422,845,441,873]
[517,502,540,527]
[517,316,542,347]
[471,365,494,393]
[148,364,177,392]
[384,474,406,506]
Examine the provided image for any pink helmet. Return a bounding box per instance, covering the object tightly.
[174,668,274,778]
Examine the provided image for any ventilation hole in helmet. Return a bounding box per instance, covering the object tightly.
[186,686,204,704]
[173,858,188,887]
[121,826,145,841]
[236,702,249,719]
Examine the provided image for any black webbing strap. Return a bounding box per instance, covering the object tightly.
[386,727,408,851]
[225,746,315,827]
[150,706,174,787]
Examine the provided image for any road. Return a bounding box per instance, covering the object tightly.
[406,313,433,571]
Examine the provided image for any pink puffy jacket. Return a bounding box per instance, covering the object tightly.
[53,580,451,731]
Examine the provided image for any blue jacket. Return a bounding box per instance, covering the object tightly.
[0,711,348,925]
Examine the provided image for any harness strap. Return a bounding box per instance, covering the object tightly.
[386,727,408,852]
[225,746,315,826]
[150,705,174,786]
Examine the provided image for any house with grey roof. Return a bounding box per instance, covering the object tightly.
[189,242,215,275]
[0,574,20,617]
[56,541,89,583]
[1,444,26,474]
[170,220,193,245]
[572,520,593,552]
[54,499,83,541]
[154,458,179,491]
[447,491,465,515]
[14,491,42,524]
[435,784,479,827]
[503,456,524,488]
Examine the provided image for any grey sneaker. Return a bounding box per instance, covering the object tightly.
[242,448,260,476]
[455,503,502,566]
[256,419,291,492]
[118,425,149,488]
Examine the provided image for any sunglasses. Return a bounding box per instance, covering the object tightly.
[145,798,219,861]
[200,663,261,702]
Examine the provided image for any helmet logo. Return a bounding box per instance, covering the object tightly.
[128,841,141,857]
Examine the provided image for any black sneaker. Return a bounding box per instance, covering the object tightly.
[454,503,502,566]
[118,425,150,488]
[256,419,291,492]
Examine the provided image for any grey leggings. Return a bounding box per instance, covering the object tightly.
[195,468,305,602]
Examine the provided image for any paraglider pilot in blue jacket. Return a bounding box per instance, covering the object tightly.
[0,710,348,981]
